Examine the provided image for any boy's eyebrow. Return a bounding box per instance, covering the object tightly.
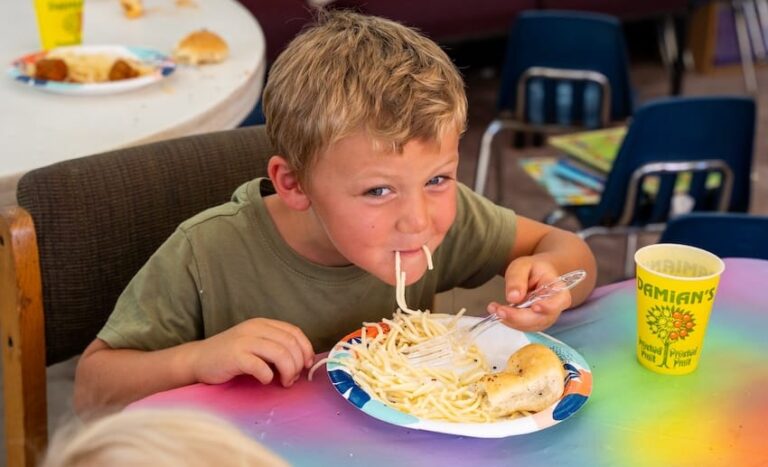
[434,154,460,172]
[355,158,458,183]
[433,152,460,169]
[360,152,459,178]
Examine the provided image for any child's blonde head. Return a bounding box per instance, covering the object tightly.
[263,9,467,182]
[41,409,289,467]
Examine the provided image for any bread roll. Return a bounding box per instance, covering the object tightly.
[479,343,565,416]
[173,30,229,65]
[120,0,143,19]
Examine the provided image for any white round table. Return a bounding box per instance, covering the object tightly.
[0,0,266,205]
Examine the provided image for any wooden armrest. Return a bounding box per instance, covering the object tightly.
[1,206,48,467]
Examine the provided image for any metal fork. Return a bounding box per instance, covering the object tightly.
[404,270,587,367]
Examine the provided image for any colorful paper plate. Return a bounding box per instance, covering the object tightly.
[7,45,176,96]
[327,316,592,438]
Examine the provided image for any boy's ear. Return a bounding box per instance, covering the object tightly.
[268,155,311,211]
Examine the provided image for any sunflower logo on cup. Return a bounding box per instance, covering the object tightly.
[646,305,697,368]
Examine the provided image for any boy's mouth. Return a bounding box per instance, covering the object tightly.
[396,248,423,255]
[394,242,431,254]
[394,245,434,271]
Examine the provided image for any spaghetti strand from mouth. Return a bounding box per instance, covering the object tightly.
[395,245,433,313]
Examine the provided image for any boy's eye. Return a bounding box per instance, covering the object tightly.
[365,186,391,197]
[426,175,447,186]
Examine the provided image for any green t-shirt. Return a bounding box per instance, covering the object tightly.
[98,178,516,351]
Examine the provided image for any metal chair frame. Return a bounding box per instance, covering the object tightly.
[473,66,612,197]
[577,159,734,278]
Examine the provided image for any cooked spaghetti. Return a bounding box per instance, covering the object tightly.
[341,308,495,422]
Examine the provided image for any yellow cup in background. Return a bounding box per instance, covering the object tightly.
[33,0,84,50]
[634,244,725,375]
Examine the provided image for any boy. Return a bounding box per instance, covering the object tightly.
[74,10,596,411]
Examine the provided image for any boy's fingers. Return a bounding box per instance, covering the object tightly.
[250,322,311,374]
[488,302,557,332]
[248,337,304,383]
[503,311,553,332]
[529,291,572,314]
[239,355,275,385]
[249,333,320,386]
[504,267,532,304]
[263,320,316,368]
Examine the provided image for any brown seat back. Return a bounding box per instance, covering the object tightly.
[18,125,272,365]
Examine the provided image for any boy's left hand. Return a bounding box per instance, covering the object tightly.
[487,258,572,332]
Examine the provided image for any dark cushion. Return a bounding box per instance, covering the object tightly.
[17,126,273,365]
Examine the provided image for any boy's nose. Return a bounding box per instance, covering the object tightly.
[396,194,429,233]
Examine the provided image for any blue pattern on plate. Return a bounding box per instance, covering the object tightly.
[328,369,370,408]
[127,46,176,76]
[526,332,590,369]
[563,363,580,384]
[553,394,588,420]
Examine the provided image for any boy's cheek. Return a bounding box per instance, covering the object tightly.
[429,189,457,230]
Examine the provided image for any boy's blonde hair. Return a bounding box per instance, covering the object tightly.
[263,9,467,182]
[41,409,289,467]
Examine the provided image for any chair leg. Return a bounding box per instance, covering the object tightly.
[624,231,639,278]
[580,226,640,279]
[544,208,567,226]
[495,141,505,203]
[656,15,677,71]
[733,1,759,92]
[744,0,766,60]
[757,0,768,43]
[474,119,505,196]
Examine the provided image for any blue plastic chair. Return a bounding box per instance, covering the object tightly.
[474,10,635,197]
[659,212,768,260]
[557,96,756,277]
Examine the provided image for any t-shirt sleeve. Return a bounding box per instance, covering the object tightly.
[434,183,517,291]
[97,228,204,351]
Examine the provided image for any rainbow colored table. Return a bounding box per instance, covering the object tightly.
[132,258,768,466]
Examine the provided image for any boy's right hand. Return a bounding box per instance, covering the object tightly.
[189,318,315,387]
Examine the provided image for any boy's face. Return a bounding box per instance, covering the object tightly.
[303,129,460,286]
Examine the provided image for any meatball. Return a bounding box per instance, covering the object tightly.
[108,59,140,81]
[33,58,68,81]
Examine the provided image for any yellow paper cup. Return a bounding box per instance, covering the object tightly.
[33,0,84,50]
[634,243,724,375]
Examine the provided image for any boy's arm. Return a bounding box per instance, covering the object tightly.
[488,215,597,331]
[74,317,315,413]
[74,338,200,413]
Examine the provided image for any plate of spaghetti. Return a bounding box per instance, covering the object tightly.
[314,247,592,437]
[325,311,592,437]
[7,45,176,95]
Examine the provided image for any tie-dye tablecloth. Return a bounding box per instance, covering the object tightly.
[133,258,768,466]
